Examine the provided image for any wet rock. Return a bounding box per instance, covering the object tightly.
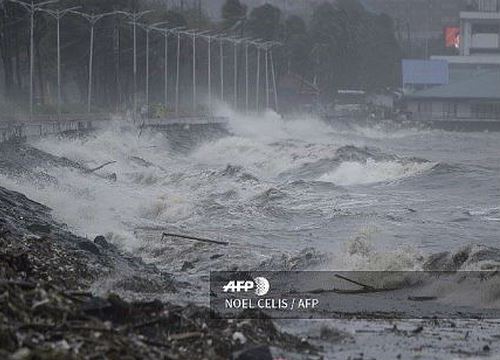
[181,261,195,271]
[412,325,424,334]
[423,251,452,271]
[319,326,349,342]
[423,245,500,271]
[27,223,52,234]
[77,240,101,255]
[222,164,243,176]
[93,235,110,249]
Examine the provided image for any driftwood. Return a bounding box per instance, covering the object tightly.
[87,161,117,173]
[335,274,375,290]
[161,232,229,246]
[305,274,399,295]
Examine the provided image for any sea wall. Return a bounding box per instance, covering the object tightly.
[0,115,229,143]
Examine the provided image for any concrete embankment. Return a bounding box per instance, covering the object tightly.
[0,114,229,143]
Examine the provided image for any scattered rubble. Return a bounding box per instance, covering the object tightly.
[0,185,320,359]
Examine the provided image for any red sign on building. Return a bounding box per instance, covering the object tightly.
[445,27,460,48]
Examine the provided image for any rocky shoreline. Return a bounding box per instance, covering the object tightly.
[0,184,319,359]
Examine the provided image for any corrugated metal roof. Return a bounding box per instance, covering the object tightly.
[408,70,500,99]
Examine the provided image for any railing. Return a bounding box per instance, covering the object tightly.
[0,116,109,143]
[0,114,229,143]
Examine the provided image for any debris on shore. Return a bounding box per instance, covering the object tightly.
[0,185,320,359]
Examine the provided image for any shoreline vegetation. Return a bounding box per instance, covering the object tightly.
[0,180,319,359]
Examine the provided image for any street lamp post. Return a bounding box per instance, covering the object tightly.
[175,31,181,115]
[255,45,261,112]
[71,11,118,113]
[245,41,249,113]
[206,35,212,111]
[39,6,80,118]
[137,22,169,119]
[9,0,59,120]
[233,39,238,108]
[151,26,183,111]
[200,33,216,112]
[117,10,152,120]
[265,47,270,109]
[270,49,278,112]
[192,32,197,112]
[219,38,224,102]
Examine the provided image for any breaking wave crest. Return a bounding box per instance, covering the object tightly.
[318,159,436,186]
[1,108,492,284]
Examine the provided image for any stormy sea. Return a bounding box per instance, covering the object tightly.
[1,109,500,358]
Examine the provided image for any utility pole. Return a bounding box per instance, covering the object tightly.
[9,0,59,121]
[39,6,80,118]
[71,11,118,113]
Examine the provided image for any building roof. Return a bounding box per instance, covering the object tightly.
[407,70,500,100]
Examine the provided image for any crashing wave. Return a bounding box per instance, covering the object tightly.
[318,158,436,186]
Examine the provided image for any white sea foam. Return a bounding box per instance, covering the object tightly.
[318,159,435,186]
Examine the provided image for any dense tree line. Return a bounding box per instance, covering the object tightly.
[223,0,401,96]
[0,0,401,114]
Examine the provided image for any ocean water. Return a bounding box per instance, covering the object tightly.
[3,109,497,264]
[2,110,500,358]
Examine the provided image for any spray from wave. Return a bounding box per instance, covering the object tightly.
[318,159,436,186]
[0,108,449,272]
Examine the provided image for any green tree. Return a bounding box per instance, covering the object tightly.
[284,15,312,77]
[222,0,247,31]
[309,1,401,98]
[246,4,282,41]
[359,13,401,89]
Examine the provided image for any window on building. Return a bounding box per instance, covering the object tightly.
[471,103,500,119]
[473,24,500,34]
[418,101,433,114]
[444,102,458,118]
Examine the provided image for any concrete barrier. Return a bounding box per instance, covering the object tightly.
[0,115,229,143]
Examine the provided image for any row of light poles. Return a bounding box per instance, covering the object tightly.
[5,0,281,120]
